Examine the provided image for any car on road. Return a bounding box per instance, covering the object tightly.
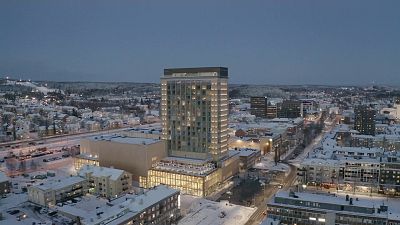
[16,212,27,221]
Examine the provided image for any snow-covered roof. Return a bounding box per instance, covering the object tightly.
[272,191,400,221]
[153,157,216,176]
[301,158,342,167]
[230,148,260,157]
[163,156,211,165]
[78,165,127,181]
[89,134,160,145]
[33,176,86,191]
[178,196,255,225]
[57,185,179,225]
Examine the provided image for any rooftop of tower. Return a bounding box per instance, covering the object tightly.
[163,67,228,78]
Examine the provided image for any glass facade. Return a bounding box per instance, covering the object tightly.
[148,169,220,197]
[73,156,99,171]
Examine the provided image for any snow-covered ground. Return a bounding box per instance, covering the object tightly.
[288,124,335,167]
[254,160,290,175]
[254,152,290,174]
[5,80,64,95]
[179,195,256,225]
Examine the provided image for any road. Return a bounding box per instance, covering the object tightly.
[287,117,336,167]
[245,116,336,225]
[244,163,297,225]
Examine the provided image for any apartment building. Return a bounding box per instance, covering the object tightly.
[379,153,400,196]
[277,100,303,118]
[160,67,229,161]
[148,67,239,197]
[78,165,132,198]
[58,185,180,225]
[28,176,87,207]
[250,96,268,118]
[354,105,376,135]
[267,191,399,225]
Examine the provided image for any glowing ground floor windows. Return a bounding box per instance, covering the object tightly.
[147,169,221,197]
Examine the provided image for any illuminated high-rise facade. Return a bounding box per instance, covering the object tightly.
[147,67,238,197]
[354,105,376,135]
[161,67,229,161]
[250,96,268,118]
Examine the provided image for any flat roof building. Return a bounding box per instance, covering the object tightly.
[77,134,166,187]
[161,67,229,161]
[57,185,180,225]
[147,67,238,197]
[250,96,268,118]
[277,100,303,118]
[267,191,400,225]
[28,176,88,207]
[354,105,376,136]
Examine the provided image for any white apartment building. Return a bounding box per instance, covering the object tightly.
[78,165,132,198]
[28,176,87,207]
[267,191,400,225]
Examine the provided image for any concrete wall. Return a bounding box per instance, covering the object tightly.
[220,155,239,181]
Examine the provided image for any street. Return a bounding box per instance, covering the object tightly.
[244,116,337,225]
[244,163,297,225]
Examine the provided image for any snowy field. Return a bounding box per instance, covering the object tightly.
[8,80,64,95]
[179,195,256,225]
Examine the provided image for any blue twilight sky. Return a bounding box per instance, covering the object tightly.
[0,1,399,85]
